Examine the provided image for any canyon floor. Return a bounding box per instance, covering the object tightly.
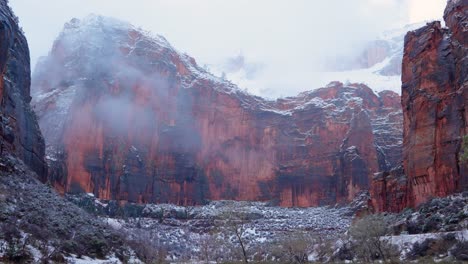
[71,195,356,260]
[65,191,468,262]
[1,155,467,263]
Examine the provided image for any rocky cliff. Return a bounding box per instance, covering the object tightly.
[372,0,468,212]
[0,2,145,262]
[0,0,46,176]
[32,15,402,206]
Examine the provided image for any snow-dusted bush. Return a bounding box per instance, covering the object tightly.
[349,214,399,262]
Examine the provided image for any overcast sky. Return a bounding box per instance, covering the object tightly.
[11,0,446,98]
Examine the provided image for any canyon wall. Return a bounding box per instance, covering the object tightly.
[372,0,468,212]
[32,15,403,206]
[0,0,46,176]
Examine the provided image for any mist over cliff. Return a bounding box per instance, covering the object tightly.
[13,0,446,98]
[1,0,467,262]
[31,14,404,206]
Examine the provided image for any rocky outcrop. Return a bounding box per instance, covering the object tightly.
[33,15,402,206]
[372,0,468,212]
[0,6,143,261]
[371,166,407,212]
[402,0,468,209]
[0,0,46,176]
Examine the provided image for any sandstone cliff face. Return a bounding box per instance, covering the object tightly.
[33,15,402,206]
[0,0,46,176]
[372,0,468,212]
[371,166,408,212]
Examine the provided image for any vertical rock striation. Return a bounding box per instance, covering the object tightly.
[0,0,46,176]
[33,15,402,206]
[372,0,468,212]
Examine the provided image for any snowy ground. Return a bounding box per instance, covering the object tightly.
[96,200,354,260]
[63,192,468,262]
[386,230,468,256]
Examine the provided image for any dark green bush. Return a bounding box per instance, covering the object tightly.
[407,219,423,234]
[423,215,442,232]
[408,239,433,259]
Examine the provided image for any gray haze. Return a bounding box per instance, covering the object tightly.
[11,0,445,98]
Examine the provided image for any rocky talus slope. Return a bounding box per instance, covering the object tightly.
[0,154,141,262]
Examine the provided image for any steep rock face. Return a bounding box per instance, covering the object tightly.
[0,0,46,176]
[371,166,407,212]
[33,15,402,206]
[373,0,468,212]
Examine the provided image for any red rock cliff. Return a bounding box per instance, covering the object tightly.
[32,15,402,206]
[372,0,468,212]
[0,0,46,176]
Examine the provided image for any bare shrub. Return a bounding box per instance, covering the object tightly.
[198,233,225,263]
[272,231,314,263]
[266,231,334,263]
[125,229,168,264]
[314,235,336,262]
[331,238,355,262]
[349,214,400,263]
[218,210,252,263]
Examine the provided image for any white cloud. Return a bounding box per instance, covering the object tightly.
[408,0,446,23]
[10,0,445,98]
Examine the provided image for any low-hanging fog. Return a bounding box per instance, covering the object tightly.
[12,0,445,98]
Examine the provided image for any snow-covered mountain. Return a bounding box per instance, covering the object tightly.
[209,23,426,97]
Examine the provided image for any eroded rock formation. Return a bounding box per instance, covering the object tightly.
[372,0,468,212]
[33,15,402,206]
[0,0,46,176]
